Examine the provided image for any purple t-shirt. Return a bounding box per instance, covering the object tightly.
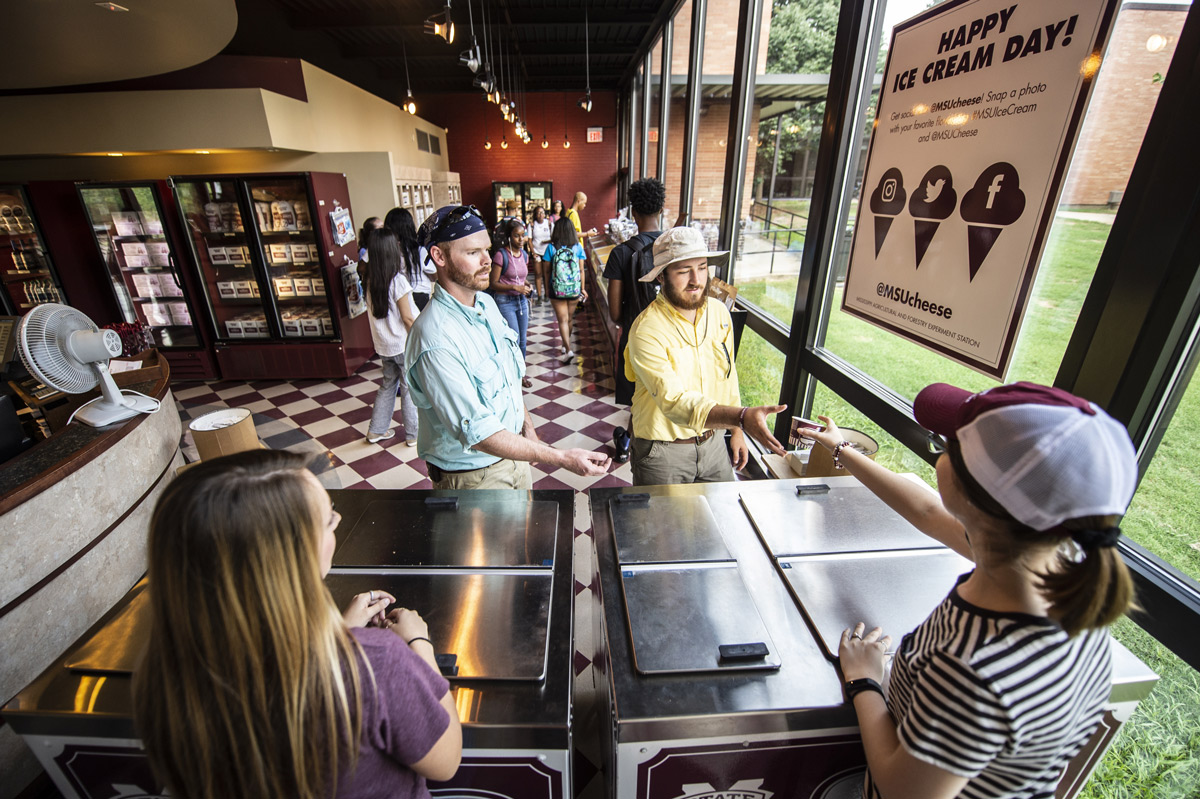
[336,627,452,799]
[491,248,529,293]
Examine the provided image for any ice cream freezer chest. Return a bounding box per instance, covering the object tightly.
[2,488,576,799]
[587,479,1157,799]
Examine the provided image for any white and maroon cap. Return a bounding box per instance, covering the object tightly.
[914,382,1137,531]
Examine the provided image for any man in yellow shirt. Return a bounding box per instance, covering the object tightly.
[565,191,597,238]
[624,227,787,485]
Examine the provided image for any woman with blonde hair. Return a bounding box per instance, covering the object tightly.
[134,450,461,799]
[809,382,1137,799]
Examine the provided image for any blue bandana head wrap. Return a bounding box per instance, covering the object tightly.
[417,205,488,263]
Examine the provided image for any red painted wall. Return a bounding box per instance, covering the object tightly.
[423,91,619,230]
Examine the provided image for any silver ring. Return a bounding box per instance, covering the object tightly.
[369,590,375,602]
[851,633,862,640]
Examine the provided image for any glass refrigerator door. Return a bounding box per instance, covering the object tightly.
[524,182,553,219]
[0,185,66,316]
[78,184,200,348]
[173,179,272,342]
[494,182,521,225]
[245,176,335,340]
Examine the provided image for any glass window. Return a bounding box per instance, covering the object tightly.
[731,0,833,321]
[648,37,662,178]
[631,65,643,182]
[735,326,785,409]
[815,0,1189,401]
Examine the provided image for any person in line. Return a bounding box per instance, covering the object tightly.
[542,218,588,365]
[361,228,419,445]
[548,199,565,225]
[489,218,534,389]
[406,205,610,490]
[625,226,787,485]
[603,177,666,463]
[565,191,598,239]
[134,449,462,799]
[357,216,383,262]
[385,207,435,311]
[527,205,553,304]
[808,382,1137,799]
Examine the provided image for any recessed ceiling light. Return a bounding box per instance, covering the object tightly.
[107,152,125,157]
[195,150,211,155]
[95,3,130,11]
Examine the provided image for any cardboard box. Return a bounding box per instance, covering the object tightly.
[140,213,164,236]
[111,212,143,237]
[281,314,302,337]
[269,244,291,264]
[209,246,229,265]
[160,274,183,297]
[308,243,321,262]
[124,254,150,269]
[217,281,236,299]
[225,319,245,337]
[290,243,310,264]
[143,304,172,326]
[293,277,313,297]
[233,280,253,299]
[300,315,322,336]
[226,246,246,264]
[248,281,261,298]
[321,315,335,336]
[273,277,295,298]
[121,241,148,257]
[312,276,326,294]
[169,302,191,325]
[131,274,160,298]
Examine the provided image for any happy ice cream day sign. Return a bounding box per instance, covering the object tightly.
[841,0,1119,377]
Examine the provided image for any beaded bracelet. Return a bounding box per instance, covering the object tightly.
[832,440,853,470]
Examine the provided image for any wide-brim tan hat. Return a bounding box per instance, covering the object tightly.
[639,226,730,282]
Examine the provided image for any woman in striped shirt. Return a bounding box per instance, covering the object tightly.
[808,382,1137,799]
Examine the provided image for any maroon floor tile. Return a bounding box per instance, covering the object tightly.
[533,383,571,400]
[340,406,374,425]
[290,407,335,426]
[534,420,571,443]
[349,449,404,479]
[531,473,573,490]
[317,426,365,449]
[534,402,573,421]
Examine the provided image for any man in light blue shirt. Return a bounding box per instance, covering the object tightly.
[407,205,611,490]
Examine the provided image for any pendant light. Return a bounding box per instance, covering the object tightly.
[541,93,549,148]
[424,2,455,44]
[563,93,571,148]
[403,43,417,115]
[483,106,491,150]
[577,3,592,112]
[500,134,509,150]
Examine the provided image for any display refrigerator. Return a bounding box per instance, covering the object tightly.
[76,181,216,379]
[492,181,553,225]
[171,172,372,380]
[0,185,68,316]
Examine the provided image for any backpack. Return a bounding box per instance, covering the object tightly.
[624,234,660,324]
[549,245,581,299]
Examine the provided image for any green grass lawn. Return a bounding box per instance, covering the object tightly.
[735,217,1200,797]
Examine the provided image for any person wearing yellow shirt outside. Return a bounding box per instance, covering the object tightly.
[565,191,598,239]
[624,227,788,485]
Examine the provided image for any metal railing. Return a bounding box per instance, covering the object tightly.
[745,200,809,275]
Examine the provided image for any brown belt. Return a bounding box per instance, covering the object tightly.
[670,429,715,445]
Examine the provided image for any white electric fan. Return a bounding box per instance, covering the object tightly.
[17,303,160,427]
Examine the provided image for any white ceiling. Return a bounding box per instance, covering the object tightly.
[4,0,237,90]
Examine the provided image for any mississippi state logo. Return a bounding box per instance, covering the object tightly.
[669,780,774,799]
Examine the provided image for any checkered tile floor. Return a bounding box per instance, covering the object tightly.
[172,298,625,799]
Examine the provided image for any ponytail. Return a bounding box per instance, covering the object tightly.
[1037,515,1137,637]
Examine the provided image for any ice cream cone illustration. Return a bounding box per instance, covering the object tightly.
[869,168,907,257]
[959,163,1026,281]
[908,165,957,269]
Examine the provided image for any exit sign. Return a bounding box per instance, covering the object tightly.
[586,127,603,143]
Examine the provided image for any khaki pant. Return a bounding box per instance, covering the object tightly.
[630,432,733,486]
[429,458,533,490]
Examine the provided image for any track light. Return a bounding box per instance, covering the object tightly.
[577,93,592,113]
[459,44,481,73]
[405,89,417,115]
[424,5,455,44]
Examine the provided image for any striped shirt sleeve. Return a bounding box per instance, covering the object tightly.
[895,649,1009,778]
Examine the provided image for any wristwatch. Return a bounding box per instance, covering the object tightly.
[844,677,884,701]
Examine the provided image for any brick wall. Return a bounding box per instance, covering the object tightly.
[668,0,773,76]
[657,99,761,223]
[424,91,619,229]
[1060,7,1185,206]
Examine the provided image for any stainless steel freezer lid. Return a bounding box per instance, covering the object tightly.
[333,497,558,568]
[608,494,732,564]
[325,571,552,681]
[778,549,972,658]
[741,484,940,557]
[63,581,149,674]
[619,563,781,674]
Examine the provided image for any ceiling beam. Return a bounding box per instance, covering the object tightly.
[343,42,640,60]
